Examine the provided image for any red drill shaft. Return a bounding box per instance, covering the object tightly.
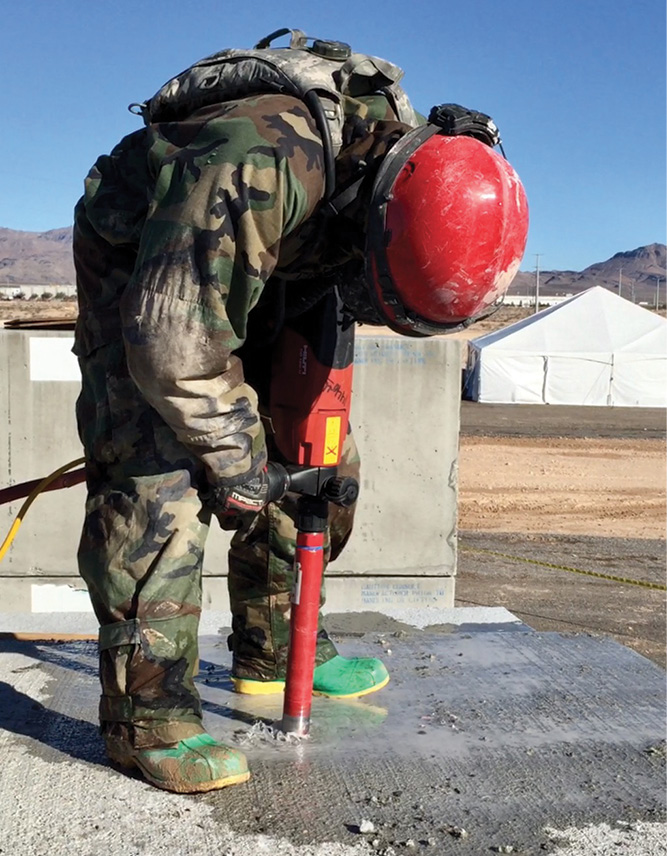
[281,528,326,736]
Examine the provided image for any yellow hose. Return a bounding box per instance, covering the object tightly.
[0,458,86,564]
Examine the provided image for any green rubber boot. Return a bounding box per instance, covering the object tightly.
[232,655,390,699]
[312,655,389,697]
[107,733,250,793]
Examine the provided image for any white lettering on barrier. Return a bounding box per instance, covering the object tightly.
[360,581,447,607]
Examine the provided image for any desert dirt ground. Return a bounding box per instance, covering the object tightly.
[2,299,666,665]
[446,309,666,669]
[459,435,665,540]
[0,298,78,324]
[0,299,533,325]
[456,405,666,668]
[450,308,666,668]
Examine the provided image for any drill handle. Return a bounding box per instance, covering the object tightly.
[266,462,358,507]
[266,462,291,503]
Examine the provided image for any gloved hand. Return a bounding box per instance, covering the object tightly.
[203,463,290,522]
[221,471,270,515]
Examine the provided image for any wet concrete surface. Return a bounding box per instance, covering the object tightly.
[1,625,664,855]
[457,530,667,668]
[460,401,666,440]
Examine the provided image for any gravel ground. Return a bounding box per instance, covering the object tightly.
[546,821,667,855]
[456,531,666,668]
[460,401,666,441]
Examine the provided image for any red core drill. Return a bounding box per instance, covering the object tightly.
[266,289,358,736]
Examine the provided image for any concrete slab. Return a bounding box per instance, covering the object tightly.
[0,620,664,856]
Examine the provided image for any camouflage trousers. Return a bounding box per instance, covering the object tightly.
[76,341,358,749]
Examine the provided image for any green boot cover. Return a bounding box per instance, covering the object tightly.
[109,733,249,793]
[232,655,389,698]
[312,655,389,698]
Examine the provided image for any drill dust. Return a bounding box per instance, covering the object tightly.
[235,720,309,747]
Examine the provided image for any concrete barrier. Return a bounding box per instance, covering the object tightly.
[0,329,461,615]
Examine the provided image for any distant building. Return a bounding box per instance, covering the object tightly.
[502,294,573,308]
[0,284,77,299]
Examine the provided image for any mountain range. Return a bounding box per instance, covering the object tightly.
[0,227,664,303]
[0,227,73,285]
[510,243,665,304]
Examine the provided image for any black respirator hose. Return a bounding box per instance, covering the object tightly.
[303,90,337,201]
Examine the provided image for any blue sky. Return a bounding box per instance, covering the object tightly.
[0,0,664,271]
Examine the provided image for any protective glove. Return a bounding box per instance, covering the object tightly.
[221,471,270,514]
[203,463,290,522]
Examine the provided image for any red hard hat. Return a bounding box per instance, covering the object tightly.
[365,127,529,335]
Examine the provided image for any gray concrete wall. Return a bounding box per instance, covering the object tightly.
[0,330,460,614]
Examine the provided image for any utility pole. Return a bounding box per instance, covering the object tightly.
[656,276,662,311]
[534,253,541,314]
[618,265,622,299]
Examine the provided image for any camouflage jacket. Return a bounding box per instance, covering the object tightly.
[73,93,414,488]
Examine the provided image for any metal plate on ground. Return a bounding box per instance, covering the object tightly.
[0,630,664,856]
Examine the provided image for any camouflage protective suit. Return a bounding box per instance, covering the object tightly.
[74,91,414,751]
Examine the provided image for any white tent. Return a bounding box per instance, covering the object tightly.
[465,287,667,406]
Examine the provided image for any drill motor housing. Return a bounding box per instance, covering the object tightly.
[270,289,355,468]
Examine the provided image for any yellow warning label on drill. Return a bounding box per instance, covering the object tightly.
[322,416,341,465]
